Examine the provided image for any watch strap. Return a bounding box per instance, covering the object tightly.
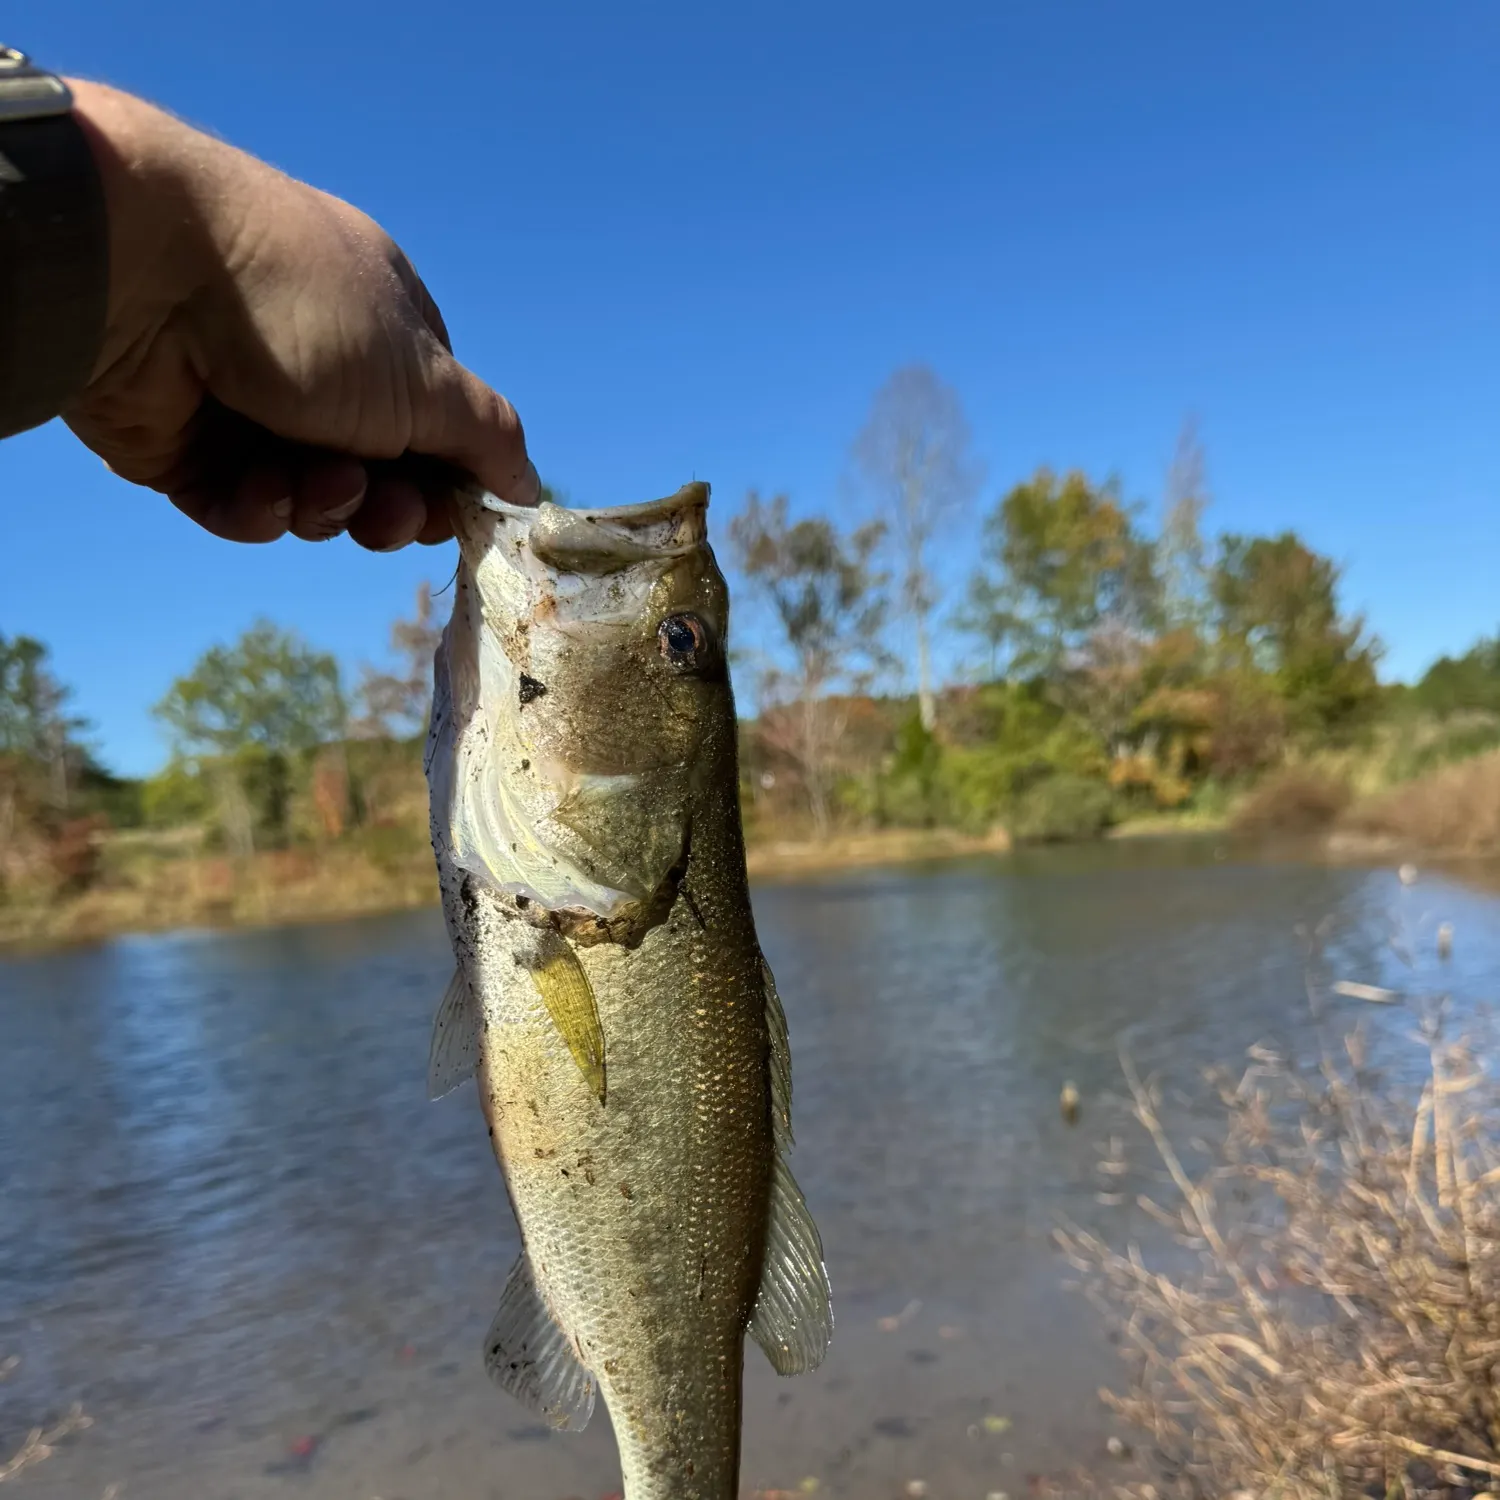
[0,50,108,440]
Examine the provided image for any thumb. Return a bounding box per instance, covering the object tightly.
[410,349,541,506]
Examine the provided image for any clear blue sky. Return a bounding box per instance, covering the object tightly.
[4,2,1496,776]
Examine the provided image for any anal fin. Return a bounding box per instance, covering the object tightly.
[484,1254,596,1431]
[428,966,479,1100]
[749,1154,834,1375]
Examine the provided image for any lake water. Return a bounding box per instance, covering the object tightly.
[0,840,1492,1500]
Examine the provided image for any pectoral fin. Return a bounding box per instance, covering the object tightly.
[526,939,607,1104]
[484,1253,596,1431]
[428,966,478,1100]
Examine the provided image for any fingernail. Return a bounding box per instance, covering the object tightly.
[376,522,425,553]
[321,494,365,524]
[272,496,294,519]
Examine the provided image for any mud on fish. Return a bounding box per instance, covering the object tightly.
[423,481,832,1500]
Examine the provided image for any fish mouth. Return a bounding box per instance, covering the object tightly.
[463,483,710,575]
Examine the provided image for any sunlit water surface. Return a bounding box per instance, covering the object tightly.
[1,840,1493,1499]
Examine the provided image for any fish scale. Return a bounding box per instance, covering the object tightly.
[425,483,832,1498]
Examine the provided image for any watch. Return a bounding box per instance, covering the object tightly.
[0,47,74,121]
[0,47,108,440]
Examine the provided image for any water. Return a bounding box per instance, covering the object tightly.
[0,841,1493,1499]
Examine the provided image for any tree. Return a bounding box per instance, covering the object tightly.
[1211,532,1380,738]
[0,633,90,810]
[954,570,1024,682]
[1158,416,1212,637]
[156,621,346,756]
[155,621,346,853]
[962,467,1160,678]
[728,492,890,833]
[354,582,444,739]
[852,365,981,731]
[1411,634,1500,718]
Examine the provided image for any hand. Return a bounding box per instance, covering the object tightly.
[62,80,538,550]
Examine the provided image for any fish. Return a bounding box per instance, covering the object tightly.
[423,481,832,1499]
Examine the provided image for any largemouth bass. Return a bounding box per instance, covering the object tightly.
[424,481,832,1499]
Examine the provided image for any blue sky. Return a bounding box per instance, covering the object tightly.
[4,2,1496,776]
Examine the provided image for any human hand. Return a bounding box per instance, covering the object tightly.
[62,80,538,550]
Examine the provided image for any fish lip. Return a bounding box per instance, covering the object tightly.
[473,482,709,529]
[467,483,710,574]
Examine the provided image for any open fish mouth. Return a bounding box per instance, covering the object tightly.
[459,483,710,576]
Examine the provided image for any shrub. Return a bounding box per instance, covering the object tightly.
[1231,765,1350,834]
[1009,772,1115,842]
[1342,748,1500,855]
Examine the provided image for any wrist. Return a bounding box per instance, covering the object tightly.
[64,80,220,379]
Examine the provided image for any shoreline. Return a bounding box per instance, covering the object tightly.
[744,825,1014,877]
[0,827,1018,956]
[5,818,1488,958]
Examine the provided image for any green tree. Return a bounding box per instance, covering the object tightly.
[0,633,92,810]
[852,365,981,730]
[155,621,346,852]
[962,467,1160,677]
[1211,532,1380,739]
[156,621,346,756]
[729,492,890,833]
[1412,634,1500,718]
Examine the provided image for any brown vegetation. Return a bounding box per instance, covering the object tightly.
[1230,765,1352,835]
[0,828,436,951]
[745,824,1011,878]
[1340,749,1500,857]
[1059,1012,1500,1499]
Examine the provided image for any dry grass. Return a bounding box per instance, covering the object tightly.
[1231,766,1352,836]
[1058,1004,1500,1500]
[0,1356,90,1485]
[1341,750,1500,858]
[744,824,1012,878]
[0,818,1021,952]
[0,836,437,952]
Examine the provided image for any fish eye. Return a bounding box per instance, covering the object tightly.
[658,613,709,668]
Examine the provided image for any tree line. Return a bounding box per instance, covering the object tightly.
[3,363,1498,886]
[731,372,1394,839]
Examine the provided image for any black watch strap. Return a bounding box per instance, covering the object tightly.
[0,48,108,440]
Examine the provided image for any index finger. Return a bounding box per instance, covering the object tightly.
[412,348,541,506]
